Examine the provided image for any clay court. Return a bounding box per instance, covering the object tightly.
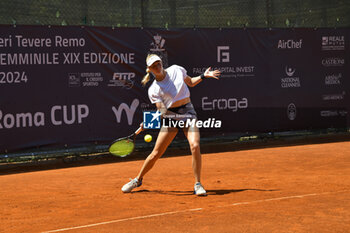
[1,140,350,233]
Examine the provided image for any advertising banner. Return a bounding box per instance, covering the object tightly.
[0,26,348,152]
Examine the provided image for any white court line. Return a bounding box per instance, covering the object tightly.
[222,192,321,207]
[42,190,348,233]
[42,208,203,233]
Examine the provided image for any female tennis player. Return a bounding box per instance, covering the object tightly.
[122,54,220,196]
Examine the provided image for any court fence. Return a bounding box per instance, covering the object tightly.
[1,0,349,28]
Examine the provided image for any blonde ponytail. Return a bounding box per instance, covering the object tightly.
[141,68,151,86]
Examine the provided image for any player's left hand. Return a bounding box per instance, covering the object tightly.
[204,67,221,80]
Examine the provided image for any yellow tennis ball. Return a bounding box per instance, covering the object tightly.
[144,134,152,143]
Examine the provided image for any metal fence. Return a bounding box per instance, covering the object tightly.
[0,0,349,28]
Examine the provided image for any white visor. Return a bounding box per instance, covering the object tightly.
[146,55,161,67]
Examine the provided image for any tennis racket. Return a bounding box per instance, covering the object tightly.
[108,126,143,157]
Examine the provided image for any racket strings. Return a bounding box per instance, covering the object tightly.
[109,138,135,157]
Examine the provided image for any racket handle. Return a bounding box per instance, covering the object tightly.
[135,126,143,135]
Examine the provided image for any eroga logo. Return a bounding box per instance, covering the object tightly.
[287,103,296,120]
[217,46,230,63]
[202,97,248,112]
[112,99,139,125]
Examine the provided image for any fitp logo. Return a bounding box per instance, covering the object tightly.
[143,111,161,129]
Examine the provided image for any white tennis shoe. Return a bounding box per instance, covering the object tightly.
[194,182,207,196]
[121,178,142,193]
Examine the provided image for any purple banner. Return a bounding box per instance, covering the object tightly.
[0,26,349,152]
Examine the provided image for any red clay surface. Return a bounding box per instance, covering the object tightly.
[1,141,350,233]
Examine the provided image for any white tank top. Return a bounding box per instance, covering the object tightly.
[148,65,190,108]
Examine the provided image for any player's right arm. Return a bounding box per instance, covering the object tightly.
[184,67,221,87]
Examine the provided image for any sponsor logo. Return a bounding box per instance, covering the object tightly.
[68,73,80,87]
[320,110,347,117]
[281,66,300,88]
[277,39,302,49]
[193,66,255,78]
[69,73,104,87]
[143,111,161,129]
[112,99,139,125]
[202,97,248,112]
[322,92,346,101]
[81,72,103,87]
[150,34,165,52]
[287,103,296,120]
[321,57,345,67]
[321,110,338,117]
[193,46,253,78]
[217,46,230,63]
[325,73,341,85]
[339,111,347,117]
[285,67,296,77]
[140,103,156,112]
[149,34,168,67]
[322,36,345,50]
[108,72,135,89]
